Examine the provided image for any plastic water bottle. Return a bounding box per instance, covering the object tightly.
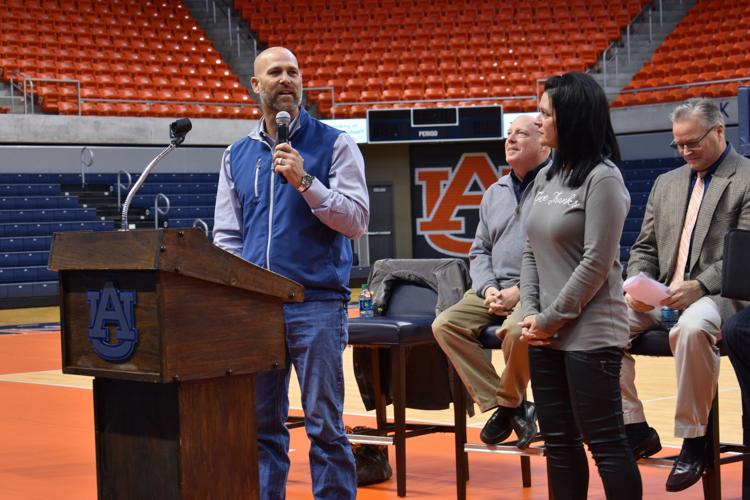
[661,307,680,329]
[359,283,374,318]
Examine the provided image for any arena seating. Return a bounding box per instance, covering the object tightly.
[0,172,217,304]
[234,0,648,117]
[613,0,750,107]
[619,157,682,264]
[0,0,258,118]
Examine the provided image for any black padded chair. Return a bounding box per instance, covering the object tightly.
[347,281,461,497]
[450,324,546,500]
[629,327,750,499]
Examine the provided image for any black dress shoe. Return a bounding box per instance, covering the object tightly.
[665,439,707,492]
[510,401,538,449]
[631,426,662,459]
[480,406,512,445]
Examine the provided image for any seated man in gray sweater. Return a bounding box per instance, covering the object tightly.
[432,115,550,448]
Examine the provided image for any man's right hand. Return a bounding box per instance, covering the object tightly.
[625,292,654,313]
[484,285,520,316]
[483,287,501,306]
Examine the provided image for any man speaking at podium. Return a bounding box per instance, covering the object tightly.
[213,47,369,499]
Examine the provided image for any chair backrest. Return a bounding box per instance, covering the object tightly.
[383,282,438,317]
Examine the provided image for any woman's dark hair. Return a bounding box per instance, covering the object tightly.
[543,72,621,188]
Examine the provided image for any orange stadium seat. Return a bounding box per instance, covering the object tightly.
[230,0,651,116]
[613,0,747,107]
[0,0,253,118]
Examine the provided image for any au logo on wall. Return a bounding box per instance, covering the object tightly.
[87,281,139,363]
[411,144,509,258]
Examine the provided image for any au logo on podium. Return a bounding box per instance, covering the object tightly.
[87,281,139,363]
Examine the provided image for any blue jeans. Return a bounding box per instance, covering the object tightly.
[256,299,356,500]
[529,346,642,500]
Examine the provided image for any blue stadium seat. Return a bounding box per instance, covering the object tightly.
[129,193,216,208]
[0,184,61,196]
[620,231,639,247]
[0,281,58,299]
[166,206,215,218]
[164,217,214,230]
[1,251,50,267]
[624,218,643,232]
[628,205,646,218]
[0,220,112,237]
[0,236,53,252]
[629,192,650,205]
[625,179,655,193]
[1,196,79,209]
[0,208,98,223]
[0,266,57,284]
[135,183,218,195]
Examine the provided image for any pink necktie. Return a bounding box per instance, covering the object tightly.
[671,175,705,286]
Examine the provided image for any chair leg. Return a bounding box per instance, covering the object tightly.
[391,346,407,497]
[701,394,721,500]
[521,456,531,487]
[370,348,387,429]
[451,366,468,500]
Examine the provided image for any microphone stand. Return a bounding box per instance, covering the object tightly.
[120,131,188,231]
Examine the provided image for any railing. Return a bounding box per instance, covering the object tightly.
[116,170,132,211]
[15,75,82,115]
[200,0,257,69]
[602,1,657,88]
[80,147,94,188]
[329,94,536,118]
[615,76,750,98]
[154,193,170,229]
[192,218,210,237]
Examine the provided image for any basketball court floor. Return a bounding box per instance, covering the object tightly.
[0,306,744,499]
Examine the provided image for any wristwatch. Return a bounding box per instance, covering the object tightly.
[297,172,314,193]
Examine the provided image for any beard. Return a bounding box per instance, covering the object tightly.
[258,87,302,113]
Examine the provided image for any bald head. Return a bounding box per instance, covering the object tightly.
[251,46,303,125]
[505,115,549,178]
[253,47,299,75]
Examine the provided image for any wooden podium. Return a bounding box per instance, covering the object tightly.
[49,228,303,500]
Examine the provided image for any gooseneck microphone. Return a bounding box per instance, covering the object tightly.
[169,118,192,145]
[275,111,291,183]
[121,118,192,230]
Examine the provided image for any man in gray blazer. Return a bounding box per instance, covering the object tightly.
[622,98,750,492]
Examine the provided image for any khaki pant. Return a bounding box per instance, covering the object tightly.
[620,296,722,438]
[432,290,529,412]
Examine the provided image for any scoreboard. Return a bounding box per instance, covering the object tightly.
[367,106,503,144]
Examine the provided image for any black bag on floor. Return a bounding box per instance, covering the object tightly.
[347,426,392,486]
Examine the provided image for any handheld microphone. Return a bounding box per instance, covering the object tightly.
[275,111,291,183]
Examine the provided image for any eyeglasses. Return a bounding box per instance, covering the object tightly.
[669,126,715,151]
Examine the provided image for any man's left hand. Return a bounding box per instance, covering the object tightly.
[661,280,705,310]
[487,285,520,316]
[273,143,305,188]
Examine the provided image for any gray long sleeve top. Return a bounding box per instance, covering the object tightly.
[469,170,538,297]
[520,162,631,351]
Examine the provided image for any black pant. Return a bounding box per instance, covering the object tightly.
[529,346,642,500]
[722,308,750,498]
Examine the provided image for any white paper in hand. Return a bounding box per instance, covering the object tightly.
[623,272,670,307]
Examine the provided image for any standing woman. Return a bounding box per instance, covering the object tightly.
[520,72,642,499]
